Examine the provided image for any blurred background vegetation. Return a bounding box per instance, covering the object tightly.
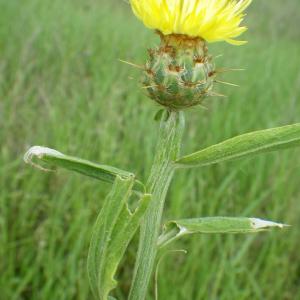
[1,0,300,299]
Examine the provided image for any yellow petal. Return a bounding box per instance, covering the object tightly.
[129,0,252,45]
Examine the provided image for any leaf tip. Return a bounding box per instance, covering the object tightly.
[24,146,63,171]
[249,218,288,230]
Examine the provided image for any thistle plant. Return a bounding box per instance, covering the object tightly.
[23,1,300,299]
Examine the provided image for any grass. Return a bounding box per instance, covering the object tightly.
[1,0,300,299]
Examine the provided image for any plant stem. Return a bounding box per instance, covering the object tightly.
[129,111,185,300]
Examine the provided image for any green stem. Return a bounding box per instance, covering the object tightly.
[128,111,185,300]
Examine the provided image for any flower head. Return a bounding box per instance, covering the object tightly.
[130,0,252,45]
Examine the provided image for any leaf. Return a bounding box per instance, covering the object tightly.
[87,175,151,300]
[24,146,134,184]
[175,123,300,168]
[158,217,287,248]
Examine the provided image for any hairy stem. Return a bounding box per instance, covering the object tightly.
[129,111,185,300]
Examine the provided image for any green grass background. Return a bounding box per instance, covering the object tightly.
[1,0,300,299]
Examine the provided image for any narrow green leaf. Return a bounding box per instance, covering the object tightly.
[24,146,134,183]
[87,175,151,300]
[158,217,287,248]
[175,123,300,168]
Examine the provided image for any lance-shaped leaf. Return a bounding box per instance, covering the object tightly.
[87,175,151,300]
[158,217,287,248]
[24,146,135,184]
[175,123,300,168]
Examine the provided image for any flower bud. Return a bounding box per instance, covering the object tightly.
[143,32,215,110]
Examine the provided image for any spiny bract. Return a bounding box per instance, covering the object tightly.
[130,0,252,45]
[143,33,215,110]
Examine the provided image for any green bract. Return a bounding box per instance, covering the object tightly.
[143,33,215,110]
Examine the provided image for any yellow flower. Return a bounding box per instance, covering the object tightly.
[130,0,252,45]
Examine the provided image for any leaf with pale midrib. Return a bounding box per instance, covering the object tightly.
[158,217,286,248]
[175,123,300,168]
